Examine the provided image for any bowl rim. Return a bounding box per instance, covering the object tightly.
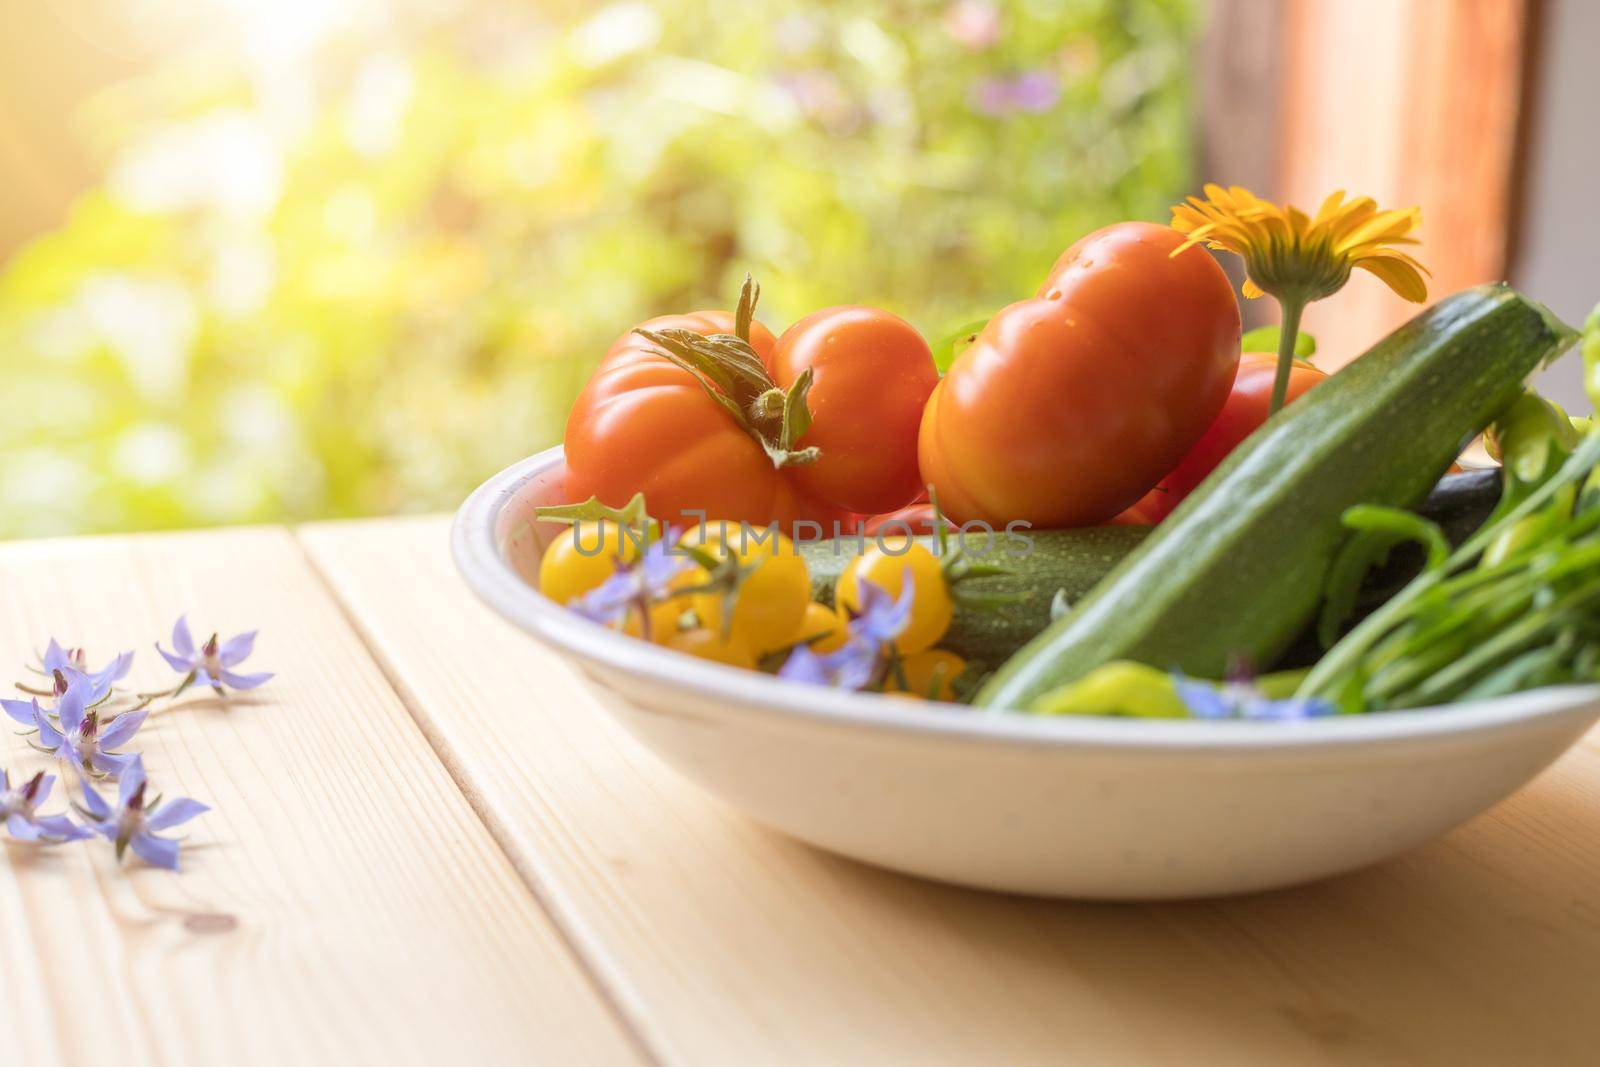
[452,447,1600,753]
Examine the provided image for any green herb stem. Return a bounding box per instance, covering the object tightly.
[1298,432,1600,700]
[1392,583,1600,707]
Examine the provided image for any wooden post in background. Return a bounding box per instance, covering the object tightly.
[1197,0,1286,329]
[1272,0,1531,366]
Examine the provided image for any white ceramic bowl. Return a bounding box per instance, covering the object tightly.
[453,447,1600,899]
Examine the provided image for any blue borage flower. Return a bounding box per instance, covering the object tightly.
[28,673,147,780]
[42,640,132,695]
[157,616,273,696]
[777,640,878,690]
[779,573,913,690]
[1,768,91,843]
[2,620,253,873]
[77,756,208,871]
[569,527,693,633]
[4,664,119,734]
[3,687,50,732]
[1172,671,1334,721]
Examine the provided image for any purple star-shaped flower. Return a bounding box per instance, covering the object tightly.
[78,756,208,871]
[30,673,147,779]
[3,689,46,731]
[570,528,693,634]
[777,640,879,689]
[779,574,913,690]
[1172,673,1334,721]
[1,768,91,843]
[157,616,273,695]
[845,573,915,646]
[42,640,133,695]
[3,662,120,733]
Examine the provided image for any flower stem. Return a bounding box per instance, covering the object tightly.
[130,670,198,710]
[1269,295,1307,415]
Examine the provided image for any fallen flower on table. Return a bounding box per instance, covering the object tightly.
[4,665,118,732]
[28,673,147,780]
[41,640,133,696]
[2,692,40,730]
[3,618,267,874]
[155,616,274,697]
[10,642,130,710]
[77,756,208,871]
[1,768,91,843]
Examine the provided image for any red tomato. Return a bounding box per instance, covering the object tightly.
[1131,353,1327,522]
[1105,498,1161,526]
[856,503,947,537]
[564,311,826,528]
[770,307,939,515]
[919,222,1241,528]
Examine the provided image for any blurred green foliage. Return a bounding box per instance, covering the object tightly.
[0,0,1197,537]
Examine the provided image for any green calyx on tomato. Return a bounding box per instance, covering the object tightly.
[535,491,655,533]
[634,275,820,470]
[924,487,1025,613]
[564,282,937,528]
[679,522,811,653]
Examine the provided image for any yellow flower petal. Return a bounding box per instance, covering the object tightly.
[1354,256,1429,302]
[1334,208,1420,254]
[1165,184,1427,304]
[1311,190,1348,224]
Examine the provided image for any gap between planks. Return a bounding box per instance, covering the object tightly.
[0,526,641,1067]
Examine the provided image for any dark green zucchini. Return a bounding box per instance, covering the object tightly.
[801,526,1149,664]
[976,285,1576,709]
[799,469,1500,666]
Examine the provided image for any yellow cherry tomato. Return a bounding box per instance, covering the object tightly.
[686,521,810,654]
[794,601,847,653]
[664,627,757,669]
[886,649,968,701]
[538,522,643,604]
[835,540,952,654]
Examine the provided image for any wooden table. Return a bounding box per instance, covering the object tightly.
[4,518,1600,1066]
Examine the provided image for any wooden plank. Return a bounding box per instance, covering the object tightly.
[1278,0,1530,367]
[304,516,1600,1066]
[0,528,641,1067]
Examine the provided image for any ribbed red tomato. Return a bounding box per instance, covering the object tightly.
[918,222,1241,528]
[564,311,829,528]
[564,300,938,530]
